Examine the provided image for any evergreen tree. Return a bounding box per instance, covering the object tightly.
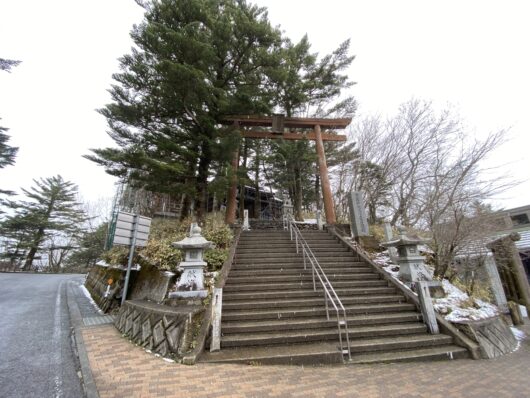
[1,176,86,270]
[0,57,21,73]
[264,37,356,219]
[0,125,18,170]
[1,52,20,196]
[66,222,108,268]
[86,0,282,219]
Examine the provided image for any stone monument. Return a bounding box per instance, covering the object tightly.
[347,191,369,238]
[383,222,399,263]
[169,223,214,299]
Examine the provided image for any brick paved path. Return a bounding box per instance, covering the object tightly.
[81,324,530,398]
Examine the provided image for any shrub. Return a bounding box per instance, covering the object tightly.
[101,212,233,271]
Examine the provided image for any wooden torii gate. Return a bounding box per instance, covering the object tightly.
[220,115,351,225]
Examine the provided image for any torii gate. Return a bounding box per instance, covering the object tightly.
[220,115,351,225]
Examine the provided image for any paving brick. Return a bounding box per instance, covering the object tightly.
[82,324,530,397]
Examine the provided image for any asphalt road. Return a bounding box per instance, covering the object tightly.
[0,273,86,398]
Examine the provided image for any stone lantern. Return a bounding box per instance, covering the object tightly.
[170,223,214,299]
[381,226,433,284]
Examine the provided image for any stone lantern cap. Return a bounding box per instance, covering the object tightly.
[172,224,214,250]
[380,226,429,248]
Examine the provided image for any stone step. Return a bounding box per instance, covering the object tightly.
[237,241,345,248]
[222,303,418,321]
[221,323,428,347]
[228,267,375,277]
[236,246,351,254]
[233,257,361,265]
[223,280,389,292]
[225,273,379,284]
[201,341,344,365]
[239,236,337,243]
[347,345,469,364]
[235,251,354,259]
[346,334,454,354]
[231,264,368,273]
[223,287,397,301]
[221,312,423,334]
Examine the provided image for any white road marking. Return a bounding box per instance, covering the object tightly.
[53,281,64,398]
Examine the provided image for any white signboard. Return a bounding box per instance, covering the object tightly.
[112,211,151,247]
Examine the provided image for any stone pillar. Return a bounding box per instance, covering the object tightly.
[314,124,336,225]
[483,256,509,314]
[416,281,439,334]
[210,287,223,352]
[316,209,323,231]
[487,233,530,313]
[383,222,399,263]
[347,191,369,238]
[242,209,250,231]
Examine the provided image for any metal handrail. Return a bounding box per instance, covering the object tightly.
[284,214,352,360]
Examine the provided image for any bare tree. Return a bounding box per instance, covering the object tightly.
[344,99,511,278]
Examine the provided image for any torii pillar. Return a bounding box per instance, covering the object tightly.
[314,124,336,224]
[222,116,350,225]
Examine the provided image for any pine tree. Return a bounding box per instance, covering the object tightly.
[66,222,108,268]
[1,176,86,270]
[264,37,356,219]
[85,0,282,219]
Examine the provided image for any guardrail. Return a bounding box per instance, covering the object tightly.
[284,214,352,360]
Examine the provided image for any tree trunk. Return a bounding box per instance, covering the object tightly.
[315,174,321,211]
[195,139,212,221]
[23,228,45,270]
[293,165,304,221]
[239,139,248,220]
[254,143,261,219]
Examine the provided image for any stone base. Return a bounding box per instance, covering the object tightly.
[399,263,433,283]
[168,290,208,299]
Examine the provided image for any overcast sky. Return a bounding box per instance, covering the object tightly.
[1,0,528,211]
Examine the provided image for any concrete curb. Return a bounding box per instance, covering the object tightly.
[66,281,100,398]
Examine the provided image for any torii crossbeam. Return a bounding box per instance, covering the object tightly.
[221,115,351,225]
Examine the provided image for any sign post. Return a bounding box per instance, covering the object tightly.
[110,211,151,305]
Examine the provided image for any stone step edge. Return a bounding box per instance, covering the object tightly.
[347,345,469,364]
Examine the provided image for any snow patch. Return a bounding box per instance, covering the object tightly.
[79,285,104,314]
[163,358,175,363]
[370,251,499,322]
[511,326,526,341]
[433,280,498,322]
[373,252,415,293]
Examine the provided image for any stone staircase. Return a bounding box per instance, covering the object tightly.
[201,229,469,365]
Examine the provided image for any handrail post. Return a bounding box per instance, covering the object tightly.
[312,263,316,290]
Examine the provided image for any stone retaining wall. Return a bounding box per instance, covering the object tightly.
[85,265,128,313]
[115,300,203,359]
[454,316,518,359]
[85,263,175,313]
